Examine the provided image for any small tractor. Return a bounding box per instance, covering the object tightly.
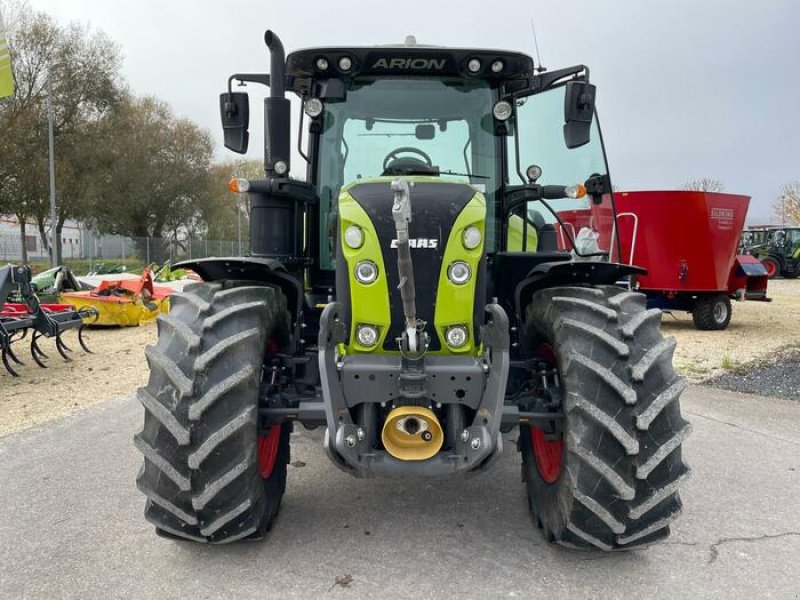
[135,31,691,550]
[742,226,800,279]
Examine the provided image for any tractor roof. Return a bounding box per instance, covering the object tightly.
[285,41,534,93]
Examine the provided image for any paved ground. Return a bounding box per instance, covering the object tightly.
[1,386,799,600]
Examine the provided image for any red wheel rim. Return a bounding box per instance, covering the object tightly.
[763,259,777,278]
[530,343,564,484]
[258,424,281,479]
[531,427,564,483]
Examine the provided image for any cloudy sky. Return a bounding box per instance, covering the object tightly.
[22,0,800,222]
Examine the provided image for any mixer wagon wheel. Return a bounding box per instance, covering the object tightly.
[134,281,292,543]
[692,293,732,331]
[520,285,691,550]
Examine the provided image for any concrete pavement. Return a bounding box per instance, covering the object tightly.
[1,386,799,599]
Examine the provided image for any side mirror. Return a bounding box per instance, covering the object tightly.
[563,81,596,149]
[219,92,250,154]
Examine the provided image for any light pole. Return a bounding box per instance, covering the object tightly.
[45,65,59,267]
[237,199,242,256]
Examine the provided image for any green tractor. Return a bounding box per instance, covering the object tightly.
[747,226,800,279]
[135,31,690,550]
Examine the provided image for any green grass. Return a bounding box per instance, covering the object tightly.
[721,355,749,375]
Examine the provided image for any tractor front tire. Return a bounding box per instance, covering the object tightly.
[520,286,691,550]
[134,281,291,543]
[692,293,732,331]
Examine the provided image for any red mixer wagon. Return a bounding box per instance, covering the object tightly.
[610,190,769,330]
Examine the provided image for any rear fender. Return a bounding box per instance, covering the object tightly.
[175,257,304,337]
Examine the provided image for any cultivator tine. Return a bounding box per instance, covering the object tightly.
[6,343,24,366]
[58,334,73,353]
[55,334,72,361]
[31,331,48,369]
[77,327,93,354]
[2,347,20,377]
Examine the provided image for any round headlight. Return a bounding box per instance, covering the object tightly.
[462,226,482,250]
[447,261,471,285]
[467,58,482,73]
[493,100,513,121]
[304,98,323,118]
[355,260,378,284]
[274,160,288,176]
[344,225,364,249]
[526,164,543,182]
[315,57,329,71]
[446,325,468,348]
[491,60,504,73]
[338,56,353,72]
[356,325,378,347]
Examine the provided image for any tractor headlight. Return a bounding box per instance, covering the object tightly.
[462,226,482,250]
[338,56,353,72]
[344,225,364,249]
[467,58,482,73]
[492,100,513,121]
[356,325,378,347]
[304,98,324,118]
[354,260,378,284]
[447,261,471,285]
[446,325,468,348]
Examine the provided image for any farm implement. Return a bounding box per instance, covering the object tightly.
[0,264,98,377]
[61,268,171,327]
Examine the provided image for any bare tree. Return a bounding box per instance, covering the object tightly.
[773,182,800,226]
[681,178,725,193]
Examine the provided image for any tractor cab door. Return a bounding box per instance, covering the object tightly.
[505,83,616,259]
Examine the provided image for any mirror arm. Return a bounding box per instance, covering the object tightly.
[227,73,271,94]
[529,64,589,92]
[504,184,543,213]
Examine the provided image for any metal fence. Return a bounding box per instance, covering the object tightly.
[0,232,247,263]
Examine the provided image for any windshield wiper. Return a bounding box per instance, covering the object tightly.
[439,170,489,179]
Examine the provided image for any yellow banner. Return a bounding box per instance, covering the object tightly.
[0,12,14,98]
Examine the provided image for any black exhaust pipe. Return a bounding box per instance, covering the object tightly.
[264,30,285,98]
[250,30,297,258]
[261,29,290,177]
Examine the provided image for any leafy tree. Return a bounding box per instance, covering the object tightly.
[89,95,214,261]
[0,1,122,264]
[773,182,800,225]
[681,178,725,193]
[202,159,262,243]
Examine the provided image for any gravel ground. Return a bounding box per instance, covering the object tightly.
[709,348,800,401]
[0,322,156,437]
[663,279,800,383]
[0,279,796,437]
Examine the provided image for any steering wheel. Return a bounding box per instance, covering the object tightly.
[382,147,434,173]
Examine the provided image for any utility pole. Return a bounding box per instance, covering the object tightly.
[237,199,242,256]
[46,68,58,267]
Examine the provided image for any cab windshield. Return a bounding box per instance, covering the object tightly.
[314,77,498,270]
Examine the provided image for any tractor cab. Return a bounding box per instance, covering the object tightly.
[219,35,622,317]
